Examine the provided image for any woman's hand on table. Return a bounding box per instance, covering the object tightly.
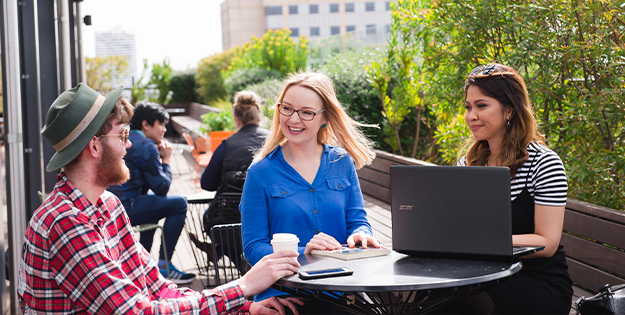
[304,232,342,254]
[347,232,382,249]
[250,296,304,315]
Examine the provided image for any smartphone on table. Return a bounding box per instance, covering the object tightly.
[298,267,353,280]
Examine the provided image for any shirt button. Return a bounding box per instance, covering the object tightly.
[313,209,318,213]
[338,185,342,188]
[315,230,319,234]
[310,188,315,192]
[282,191,286,195]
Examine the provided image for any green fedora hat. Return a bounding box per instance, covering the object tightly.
[41,83,123,172]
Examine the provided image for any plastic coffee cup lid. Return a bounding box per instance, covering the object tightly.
[271,233,299,244]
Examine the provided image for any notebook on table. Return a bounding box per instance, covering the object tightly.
[390,165,544,259]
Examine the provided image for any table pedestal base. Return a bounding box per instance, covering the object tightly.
[273,279,505,315]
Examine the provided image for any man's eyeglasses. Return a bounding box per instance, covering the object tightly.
[278,103,325,121]
[98,126,130,144]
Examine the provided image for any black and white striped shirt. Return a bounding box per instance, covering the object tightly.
[459,142,568,206]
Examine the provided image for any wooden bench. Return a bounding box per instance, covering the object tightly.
[357,150,435,204]
[562,199,625,292]
[357,150,625,312]
[169,102,221,139]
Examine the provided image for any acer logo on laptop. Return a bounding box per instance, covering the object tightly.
[399,204,414,210]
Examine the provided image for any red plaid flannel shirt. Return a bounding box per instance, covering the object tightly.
[18,173,251,314]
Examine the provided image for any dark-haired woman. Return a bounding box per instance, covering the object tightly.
[440,64,573,314]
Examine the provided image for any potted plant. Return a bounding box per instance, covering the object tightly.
[199,110,236,151]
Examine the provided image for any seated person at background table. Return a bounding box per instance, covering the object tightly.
[436,64,573,314]
[20,83,303,314]
[240,71,383,313]
[189,91,269,262]
[109,101,195,284]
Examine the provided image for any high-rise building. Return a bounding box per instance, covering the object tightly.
[221,0,392,50]
[94,27,137,92]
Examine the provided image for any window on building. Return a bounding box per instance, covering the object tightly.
[366,24,376,35]
[265,6,282,15]
[386,2,390,10]
[345,3,355,12]
[310,27,320,36]
[330,3,339,13]
[346,25,356,33]
[289,5,298,14]
[290,28,299,37]
[331,26,340,35]
[366,2,375,11]
[385,24,391,33]
[310,4,319,14]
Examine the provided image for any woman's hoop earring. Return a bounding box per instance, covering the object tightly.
[507,119,510,126]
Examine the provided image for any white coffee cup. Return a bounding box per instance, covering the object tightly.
[271,233,299,255]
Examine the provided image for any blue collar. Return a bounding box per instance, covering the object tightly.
[131,129,146,138]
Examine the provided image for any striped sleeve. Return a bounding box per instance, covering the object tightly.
[531,148,568,206]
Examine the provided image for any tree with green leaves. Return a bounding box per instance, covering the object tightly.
[148,58,173,105]
[85,55,129,94]
[420,0,625,209]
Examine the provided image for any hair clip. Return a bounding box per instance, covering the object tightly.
[469,64,497,76]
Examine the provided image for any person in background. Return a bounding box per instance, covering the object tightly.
[19,83,303,314]
[108,102,194,284]
[240,71,383,314]
[189,91,269,264]
[440,63,573,314]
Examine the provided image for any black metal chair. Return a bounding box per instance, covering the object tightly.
[184,192,215,288]
[210,223,248,286]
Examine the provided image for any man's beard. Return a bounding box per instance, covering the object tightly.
[95,142,130,187]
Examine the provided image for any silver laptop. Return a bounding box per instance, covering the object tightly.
[390,165,543,259]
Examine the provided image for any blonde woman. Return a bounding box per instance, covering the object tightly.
[240,71,381,311]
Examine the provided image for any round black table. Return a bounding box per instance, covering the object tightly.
[273,250,522,315]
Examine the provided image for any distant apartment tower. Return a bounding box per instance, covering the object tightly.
[95,27,137,91]
[221,0,392,50]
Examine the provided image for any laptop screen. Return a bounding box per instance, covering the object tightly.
[390,165,515,258]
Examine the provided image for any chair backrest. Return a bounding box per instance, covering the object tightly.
[210,223,248,285]
[182,132,200,159]
[195,137,211,153]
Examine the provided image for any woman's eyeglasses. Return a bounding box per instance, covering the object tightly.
[278,103,325,121]
[99,126,130,144]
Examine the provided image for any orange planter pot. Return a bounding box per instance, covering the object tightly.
[209,130,236,151]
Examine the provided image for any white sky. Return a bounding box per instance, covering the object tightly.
[81,0,224,76]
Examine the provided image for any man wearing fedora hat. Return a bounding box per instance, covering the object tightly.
[18,84,303,314]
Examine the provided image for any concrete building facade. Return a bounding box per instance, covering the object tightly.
[94,27,137,92]
[221,0,392,50]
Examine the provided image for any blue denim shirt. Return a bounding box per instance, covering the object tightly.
[108,130,172,203]
[241,144,372,301]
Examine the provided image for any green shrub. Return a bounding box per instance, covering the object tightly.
[199,109,235,134]
[245,78,283,120]
[227,29,309,77]
[321,48,386,148]
[168,73,198,103]
[196,47,243,105]
[223,67,282,101]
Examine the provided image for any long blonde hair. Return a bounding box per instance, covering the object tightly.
[255,71,375,169]
[463,64,545,177]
